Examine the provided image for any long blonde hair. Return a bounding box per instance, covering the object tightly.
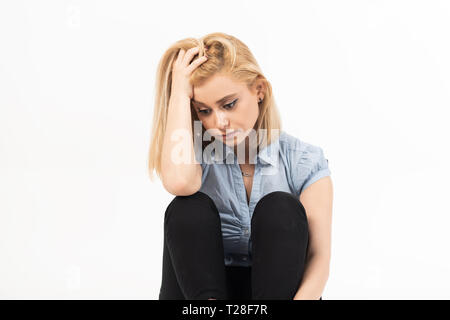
[147,32,282,182]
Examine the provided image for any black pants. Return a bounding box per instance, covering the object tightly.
[158,190,322,300]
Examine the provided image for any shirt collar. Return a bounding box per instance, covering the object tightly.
[257,135,280,166]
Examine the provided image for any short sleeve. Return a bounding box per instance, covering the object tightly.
[290,143,331,196]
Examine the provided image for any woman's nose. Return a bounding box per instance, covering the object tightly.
[215,111,229,128]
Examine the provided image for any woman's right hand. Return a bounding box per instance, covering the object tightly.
[171,47,208,100]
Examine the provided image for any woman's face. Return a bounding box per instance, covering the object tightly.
[192,74,264,147]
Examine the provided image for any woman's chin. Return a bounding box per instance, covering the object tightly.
[220,137,238,145]
[218,132,240,144]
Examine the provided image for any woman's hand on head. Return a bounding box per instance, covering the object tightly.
[171,47,208,100]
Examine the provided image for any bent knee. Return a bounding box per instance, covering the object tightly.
[251,191,307,229]
[164,191,220,229]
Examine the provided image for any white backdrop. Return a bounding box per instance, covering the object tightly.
[1,0,449,299]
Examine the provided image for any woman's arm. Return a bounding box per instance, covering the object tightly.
[294,176,333,300]
[161,93,201,196]
[161,48,207,196]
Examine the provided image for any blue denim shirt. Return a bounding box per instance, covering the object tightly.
[198,130,331,267]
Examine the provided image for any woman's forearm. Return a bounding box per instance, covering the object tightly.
[293,253,330,300]
[161,93,201,195]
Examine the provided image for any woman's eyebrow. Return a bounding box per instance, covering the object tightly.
[192,93,237,106]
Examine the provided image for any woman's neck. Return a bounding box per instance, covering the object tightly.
[233,136,258,165]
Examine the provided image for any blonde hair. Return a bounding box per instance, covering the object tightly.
[147,32,282,182]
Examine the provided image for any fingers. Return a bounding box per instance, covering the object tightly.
[174,46,207,74]
[186,55,208,74]
[181,46,201,66]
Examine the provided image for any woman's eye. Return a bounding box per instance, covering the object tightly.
[224,99,238,109]
[197,99,237,115]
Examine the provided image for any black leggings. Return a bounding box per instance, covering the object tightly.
[158,190,322,300]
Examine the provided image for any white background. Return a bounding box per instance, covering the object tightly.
[1,0,449,299]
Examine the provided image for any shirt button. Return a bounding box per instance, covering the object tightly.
[243,228,249,235]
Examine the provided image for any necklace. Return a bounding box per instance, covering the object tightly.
[241,171,253,177]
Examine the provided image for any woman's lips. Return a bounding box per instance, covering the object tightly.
[222,130,238,139]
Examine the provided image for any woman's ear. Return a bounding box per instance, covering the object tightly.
[255,78,266,99]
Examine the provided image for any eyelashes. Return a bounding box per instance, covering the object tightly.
[198,99,238,115]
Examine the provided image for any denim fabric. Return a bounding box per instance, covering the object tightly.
[197,130,331,267]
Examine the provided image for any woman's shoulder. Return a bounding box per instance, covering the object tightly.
[279,130,331,195]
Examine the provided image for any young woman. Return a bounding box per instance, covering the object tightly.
[148,32,333,300]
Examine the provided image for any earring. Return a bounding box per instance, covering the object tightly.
[258,98,263,103]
